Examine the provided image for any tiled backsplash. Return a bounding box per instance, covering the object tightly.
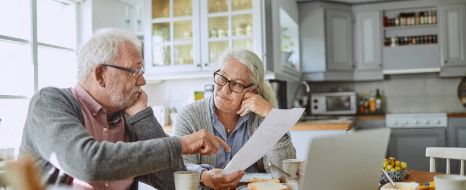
[308,73,465,113]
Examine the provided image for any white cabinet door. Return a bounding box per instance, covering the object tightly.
[439,4,466,67]
[325,9,353,71]
[149,0,200,74]
[355,11,382,70]
[146,0,264,79]
[200,0,262,72]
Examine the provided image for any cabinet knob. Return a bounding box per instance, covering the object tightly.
[379,63,383,67]
[444,60,448,64]
[196,63,201,67]
[203,63,209,67]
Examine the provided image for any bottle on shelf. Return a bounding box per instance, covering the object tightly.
[375,89,383,112]
[369,97,376,113]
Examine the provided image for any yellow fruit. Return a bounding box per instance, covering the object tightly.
[390,168,396,172]
[394,166,401,171]
[385,165,393,171]
[388,157,396,166]
[383,160,388,168]
[395,160,401,167]
[401,162,408,169]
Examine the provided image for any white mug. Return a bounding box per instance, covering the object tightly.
[174,171,200,190]
[434,175,466,190]
[282,159,303,180]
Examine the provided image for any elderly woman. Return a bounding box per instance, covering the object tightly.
[175,48,296,189]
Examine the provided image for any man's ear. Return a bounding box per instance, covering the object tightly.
[94,65,106,87]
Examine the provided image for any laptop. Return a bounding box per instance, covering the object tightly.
[299,128,391,190]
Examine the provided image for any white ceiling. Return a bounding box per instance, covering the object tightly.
[297,0,406,4]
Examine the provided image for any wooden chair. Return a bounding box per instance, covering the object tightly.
[426,147,466,176]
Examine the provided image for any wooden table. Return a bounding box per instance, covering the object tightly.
[402,170,441,184]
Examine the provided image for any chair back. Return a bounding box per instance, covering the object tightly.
[426,147,466,176]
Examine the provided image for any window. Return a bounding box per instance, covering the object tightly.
[0,0,78,159]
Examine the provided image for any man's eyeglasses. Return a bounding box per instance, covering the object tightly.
[213,70,254,93]
[101,64,145,78]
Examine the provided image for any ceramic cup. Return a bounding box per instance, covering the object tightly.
[174,171,200,190]
[434,175,466,190]
[282,159,303,180]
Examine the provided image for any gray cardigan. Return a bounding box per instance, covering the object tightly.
[19,87,185,190]
[174,96,296,172]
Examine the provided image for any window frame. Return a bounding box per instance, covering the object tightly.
[0,0,79,97]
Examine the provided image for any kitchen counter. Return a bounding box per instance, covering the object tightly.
[447,112,466,118]
[292,120,352,131]
[162,119,353,134]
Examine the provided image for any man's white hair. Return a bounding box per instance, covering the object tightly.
[77,28,141,81]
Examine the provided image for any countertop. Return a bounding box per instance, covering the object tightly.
[163,119,352,133]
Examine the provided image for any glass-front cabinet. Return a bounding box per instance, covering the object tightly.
[147,0,263,76]
[151,0,198,73]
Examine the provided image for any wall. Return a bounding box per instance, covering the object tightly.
[308,73,465,113]
[144,78,302,112]
[144,78,211,111]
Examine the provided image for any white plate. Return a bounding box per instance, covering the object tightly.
[239,173,273,183]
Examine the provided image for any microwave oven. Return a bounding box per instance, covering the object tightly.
[310,92,357,115]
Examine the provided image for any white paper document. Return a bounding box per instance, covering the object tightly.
[222,108,305,174]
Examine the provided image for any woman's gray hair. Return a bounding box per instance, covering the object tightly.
[216,48,278,107]
[77,28,141,81]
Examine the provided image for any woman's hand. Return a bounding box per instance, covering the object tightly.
[237,92,272,117]
[201,169,245,190]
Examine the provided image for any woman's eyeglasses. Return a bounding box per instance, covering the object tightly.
[213,70,254,93]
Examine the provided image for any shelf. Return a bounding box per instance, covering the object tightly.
[231,35,253,40]
[152,15,193,23]
[172,40,193,45]
[208,37,229,42]
[230,9,253,16]
[384,24,437,31]
[207,12,229,17]
[383,43,437,49]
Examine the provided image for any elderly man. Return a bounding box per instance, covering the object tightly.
[18,28,229,190]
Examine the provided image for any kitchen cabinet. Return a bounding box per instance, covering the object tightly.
[381,6,440,74]
[353,11,383,80]
[438,2,466,77]
[354,119,385,130]
[387,128,446,171]
[299,2,354,81]
[144,0,301,81]
[144,0,267,80]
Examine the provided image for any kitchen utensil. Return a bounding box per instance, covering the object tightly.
[381,168,397,188]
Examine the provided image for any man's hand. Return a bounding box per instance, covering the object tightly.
[237,92,273,117]
[201,169,245,190]
[180,129,230,155]
[124,90,148,116]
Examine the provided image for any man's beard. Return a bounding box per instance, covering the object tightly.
[107,79,136,109]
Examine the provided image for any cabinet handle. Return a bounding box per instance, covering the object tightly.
[379,63,383,67]
[203,63,209,67]
[196,63,201,67]
[444,60,448,64]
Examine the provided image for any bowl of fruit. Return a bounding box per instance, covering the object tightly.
[381,156,409,184]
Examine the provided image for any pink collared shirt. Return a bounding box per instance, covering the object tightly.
[71,84,133,190]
